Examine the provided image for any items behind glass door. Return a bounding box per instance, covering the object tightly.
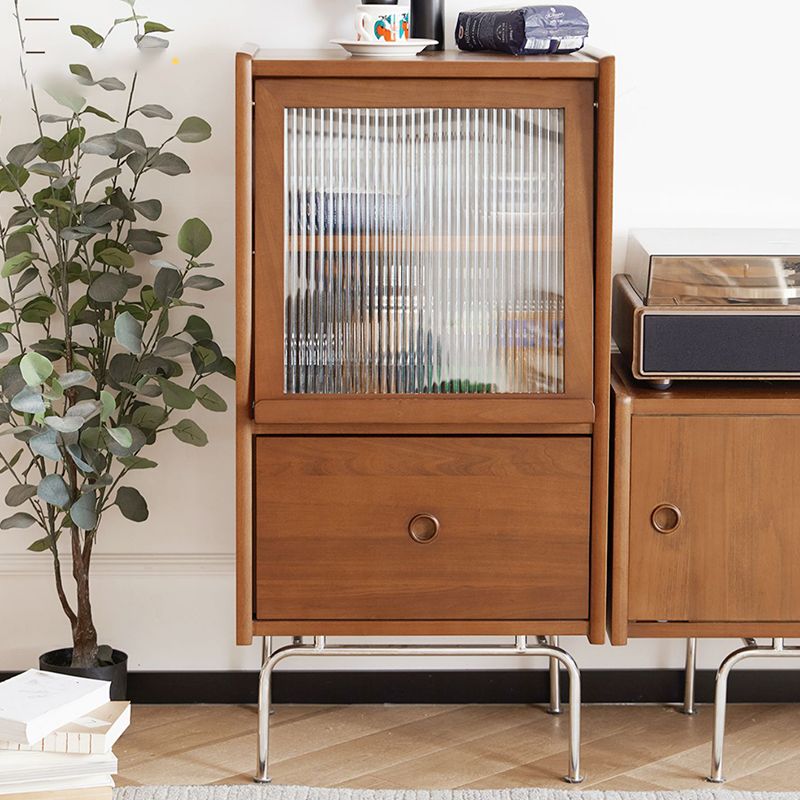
[283,106,566,396]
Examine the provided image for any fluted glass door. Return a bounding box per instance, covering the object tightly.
[283,106,565,395]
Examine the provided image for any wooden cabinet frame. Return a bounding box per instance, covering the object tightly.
[236,48,615,645]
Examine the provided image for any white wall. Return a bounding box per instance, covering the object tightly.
[2,0,800,674]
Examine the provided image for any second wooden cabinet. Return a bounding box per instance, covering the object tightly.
[611,356,800,642]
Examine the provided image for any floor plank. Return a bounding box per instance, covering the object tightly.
[116,704,800,790]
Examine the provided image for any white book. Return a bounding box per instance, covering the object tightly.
[0,702,130,754]
[0,773,113,797]
[0,751,117,785]
[0,671,110,746]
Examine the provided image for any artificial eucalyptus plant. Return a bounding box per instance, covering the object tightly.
[1,1,233,667]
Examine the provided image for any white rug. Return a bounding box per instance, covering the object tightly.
[113,788,800,800]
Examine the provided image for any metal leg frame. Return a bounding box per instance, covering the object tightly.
[708,637,799,783]
[256,635,583,785]
[682,637,697,715]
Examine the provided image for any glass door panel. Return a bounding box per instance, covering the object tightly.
[284,107,564,395]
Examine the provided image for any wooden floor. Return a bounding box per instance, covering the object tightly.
[115,704,800,790]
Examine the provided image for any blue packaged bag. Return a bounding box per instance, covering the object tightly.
[455,6,589,55]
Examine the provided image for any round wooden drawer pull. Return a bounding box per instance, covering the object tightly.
[408,513,440,543]
[651,503,682,534]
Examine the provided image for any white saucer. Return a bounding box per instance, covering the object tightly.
[330,39,438,58]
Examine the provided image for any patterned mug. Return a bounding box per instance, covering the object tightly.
[355,4,410,43]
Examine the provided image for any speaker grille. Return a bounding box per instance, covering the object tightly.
[642,314,800,375]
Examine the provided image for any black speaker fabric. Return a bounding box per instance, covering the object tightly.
[642,314,800,374]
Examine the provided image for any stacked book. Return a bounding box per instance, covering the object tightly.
[0,670,130,799]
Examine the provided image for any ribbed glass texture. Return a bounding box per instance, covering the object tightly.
[284,107,564,394]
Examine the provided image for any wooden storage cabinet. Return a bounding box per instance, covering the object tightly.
[254,436,591,622]
[611,355,800,642]
[236,49,615,644]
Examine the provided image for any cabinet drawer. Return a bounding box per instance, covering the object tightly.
[254,436,591,621]
[629,416,800,622]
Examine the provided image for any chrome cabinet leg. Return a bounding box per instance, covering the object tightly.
[254,635,583,785]
[548,635,562,715]
[682,637,697,715]
[708,637,799,783]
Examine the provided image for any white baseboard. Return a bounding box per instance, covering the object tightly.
[0,552,235,576]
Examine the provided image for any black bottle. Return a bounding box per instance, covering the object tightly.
[410,0,444,51]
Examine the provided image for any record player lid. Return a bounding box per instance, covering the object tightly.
[627,228,800,306]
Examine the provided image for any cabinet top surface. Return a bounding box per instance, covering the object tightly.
[612,354,800,412]
[244,47,606,79]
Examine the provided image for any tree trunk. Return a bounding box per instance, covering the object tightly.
[70,535,98,668]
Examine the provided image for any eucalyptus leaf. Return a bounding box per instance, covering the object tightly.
[154,267,182,304]
[69,63,94,84]
[90,167,122,187]
[177,218,212,257]
[66,443,94,473]
[28,162,63,178]
[184,275,223,291]
[84,105,117,123]
[114,311,142,354]
[70,24,104,48]
[0,164,29,193]
[130,404,167,431]
[2,251,35,278]
[0,512,37,530]
[156,378,194,410]
[70,490,97,530]
[7,142,41,167]
[96,247,134,269]
[116,486,148,521]
[172,419,208,447]
[132,199,162,221]
[144,21,173,33]
[11,386,45,415]
[43,415,85,433]
[44,85,86,114]
[97,77,126,91]
[60,370,92,388]
[135,34,170,49]
[149,153,189,176]
[29,429,62,461]
[66,399,101,420]
[119,455,157,470]
[82,133,118,156]
[89,273,128,303]
[5,484,37,507]
[127,228,163,255]
[176,116,212,144]
[107,426,133,448]
[37,474,71,508]
[84,205,123,227]
[100,390,116,422]
[194,384,227,412]
[184,314,212,342]
[135,104,172,120]
[20,352,53,387]
[149,259,179,271]
[115,128,147,154]
[154,336,192,358]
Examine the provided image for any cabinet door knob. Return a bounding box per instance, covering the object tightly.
[408,513,440,543]
[651,503,682,534]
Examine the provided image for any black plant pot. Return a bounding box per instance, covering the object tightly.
[39,648,128,701]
